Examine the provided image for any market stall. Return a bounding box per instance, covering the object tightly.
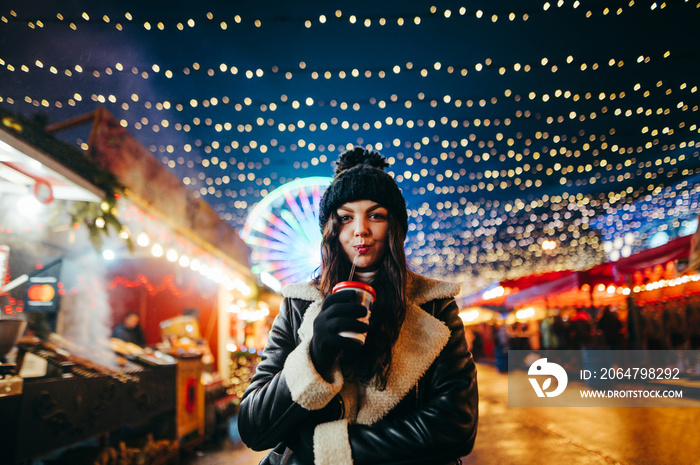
[464,230,700,355]
[0,109,270,464]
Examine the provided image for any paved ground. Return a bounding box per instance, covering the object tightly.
[464,364,700,465]
[184,363,700,465]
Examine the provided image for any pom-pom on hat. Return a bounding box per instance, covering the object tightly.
[319,147,408,235]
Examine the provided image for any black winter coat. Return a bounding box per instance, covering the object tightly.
[239,271,478,465]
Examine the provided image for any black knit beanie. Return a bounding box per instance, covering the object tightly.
[319,147,408,235]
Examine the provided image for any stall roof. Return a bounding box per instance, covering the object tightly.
[505,272,579,308]
[483,236,692,308]
[612,234,691,278]
[0,128,103,203]
[500,269,576,291]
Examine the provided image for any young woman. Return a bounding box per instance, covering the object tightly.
[239,148,478,465]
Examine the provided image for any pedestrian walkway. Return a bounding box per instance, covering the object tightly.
[182,439,268,465]
[184,363,700,465]
[465,363,700,465]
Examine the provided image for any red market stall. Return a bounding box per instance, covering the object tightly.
[613,234,692,281]
[464,232,699,354]
[0,109,266,464]
[490,235,696,312]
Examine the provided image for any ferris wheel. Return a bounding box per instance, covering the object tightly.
[241,177,332,289]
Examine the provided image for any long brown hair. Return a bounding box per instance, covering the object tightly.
[314,207,408,389]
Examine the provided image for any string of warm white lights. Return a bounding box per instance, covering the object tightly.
[171,148,699,200]
[113,203,253,296]
[0,1,674,31]
[71,104,693,142]
[150,122,696,154]
[126,97,695,129]
[4,80,695,146]
[405,172,700,269]
[143,127,698,185]
[475,271,700,310]
[11,104,696,154]
[164,152,700,216]
[149,107,697,144]
[5,97,692,151]
[0,48,678,82]
[594,175,700,245]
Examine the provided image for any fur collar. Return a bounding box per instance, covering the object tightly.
[282,271,460,425]
[282,270,460,304]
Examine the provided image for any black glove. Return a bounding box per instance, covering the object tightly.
[309,289,369,374]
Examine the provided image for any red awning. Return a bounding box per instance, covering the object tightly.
[500,269,576,290]
[612,235,691,277]
[475,236,691,309]
[578,262,615,286]
[505,272,580,308]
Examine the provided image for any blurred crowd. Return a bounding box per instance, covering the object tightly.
[465,294,700,373]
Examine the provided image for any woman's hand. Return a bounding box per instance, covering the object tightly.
[310,289,369,374]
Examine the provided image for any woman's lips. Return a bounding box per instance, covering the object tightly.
[354,245,370,254]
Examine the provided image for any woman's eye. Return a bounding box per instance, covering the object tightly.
[370,213,387,220]
[339,215,352,222]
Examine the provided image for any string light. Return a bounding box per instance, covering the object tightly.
[2,2,697,294]
[2,2,659,32]
[2,48,674,83]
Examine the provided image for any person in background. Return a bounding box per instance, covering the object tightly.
[238,147,478,465]
[470,329,485,361]
[641,304,666,350]
[551,314,568,350]
[597,306,623,350]
[688,295,700,350]
[494,323,510,373]
[665,299,687,350]
[570,308,593,349]
[112,311,146,347]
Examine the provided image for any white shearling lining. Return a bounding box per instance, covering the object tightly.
[314,420,353,465]
[283,339,344,411]
[355,300,451,425]
[282,282,323,301]
[281,271,460,307]
[406,270,461,305]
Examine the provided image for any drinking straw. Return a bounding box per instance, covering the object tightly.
[348,253,358,281]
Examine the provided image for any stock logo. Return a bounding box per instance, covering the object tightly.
[528,358,568,397]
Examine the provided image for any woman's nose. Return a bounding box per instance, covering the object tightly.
[353,218,369,236]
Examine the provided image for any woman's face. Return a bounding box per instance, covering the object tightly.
[337,200,389,272]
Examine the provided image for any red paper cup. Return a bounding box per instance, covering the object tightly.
[332,281,375,344]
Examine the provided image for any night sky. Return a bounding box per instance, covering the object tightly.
[1,1,699,292]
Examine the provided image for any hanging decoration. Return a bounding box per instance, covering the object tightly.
[109,274,185,299]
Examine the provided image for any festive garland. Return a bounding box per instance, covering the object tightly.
[0,106,131,252]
